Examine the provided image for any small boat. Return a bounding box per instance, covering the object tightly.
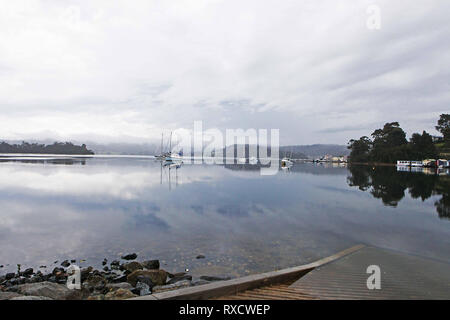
[437,159,450,168]
[423,159,437,168]
[238,157,246,164]
[163,131,183,163]
[249,157,258,165]
[165,152,183,163]
[281,157,293,168]
[397,160,423,167]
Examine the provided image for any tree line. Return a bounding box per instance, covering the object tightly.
[347,114,450,163]
[0,141,94,155]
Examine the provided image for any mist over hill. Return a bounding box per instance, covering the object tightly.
[282,144,349,158]
[221,144,348,159]
[1,138,348,157]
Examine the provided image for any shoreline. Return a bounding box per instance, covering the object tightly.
[0,253,229,300]
[348,162,396,167]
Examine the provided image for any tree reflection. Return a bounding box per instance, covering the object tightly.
[347,165,449,219]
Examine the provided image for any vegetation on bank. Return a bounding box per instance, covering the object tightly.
[0,141,94,155]
[347,114,450,163]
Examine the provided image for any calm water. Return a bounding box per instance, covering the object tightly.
[0,157,449,279]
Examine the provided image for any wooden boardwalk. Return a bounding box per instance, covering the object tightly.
[213,284,317,300]
[131,245,450,300]
[288,246,450,300]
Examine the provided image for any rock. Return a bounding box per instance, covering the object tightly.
[122,261,143,273]
[121,253,137,260]
[30,275,43,283]
[136,275,154,288]
[192,280,211,286]
[167,274,192,285]
[142,260,160,270]
[136,282,151,296]
[61,260,70,268]
[70,260,76,263]
[103,266,109,272]
[199,276,231,282]
[81,266,93,281]
[39,265,46,269]
[127,270,167,287]
[0,265,3,268]
[83,275,107,293]
[102,259,108,266]
[104,288,137,300]
[22,268,34,277]
[131,287,140,295]
[16,281,83,300]
[111,273,127,283]
[105,282,133,291]
[152,280,191,293]
[5,273,15,280]
[87,294,105,300]
[0,292,22,300]
[196,255,206,259]
[52,267,64,275]
[110,260,120,266]
[10,295,53,300]
[168,272,186,278]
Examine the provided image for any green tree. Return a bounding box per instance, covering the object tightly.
[347,136,372,162]
[435,114,450,145]
[409,131,438,160]
[370,122,408,162]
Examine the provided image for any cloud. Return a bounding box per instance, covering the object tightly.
[0,0,449,145]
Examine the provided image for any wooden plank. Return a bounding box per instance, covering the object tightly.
[290,246,450,300]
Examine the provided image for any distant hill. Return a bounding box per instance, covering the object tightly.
[0,139,349,158]
[221,144,307,159]
[86,142,160,155]
[221,144,348,159]
[284,144,349,158]
[0,141,94,155]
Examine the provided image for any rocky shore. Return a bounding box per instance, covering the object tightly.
[0,254,230,300]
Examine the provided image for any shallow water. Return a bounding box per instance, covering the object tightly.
[0,157,449,278]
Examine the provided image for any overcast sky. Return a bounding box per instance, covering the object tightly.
[0,0,449,145]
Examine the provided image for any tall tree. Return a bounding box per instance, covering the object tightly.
[347,136,372,162]
[435,114,450,145]
[370,122,408,162]
[410,131,438,160]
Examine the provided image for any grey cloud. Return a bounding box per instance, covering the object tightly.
[0,0,449,145]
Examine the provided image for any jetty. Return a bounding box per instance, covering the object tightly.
[131,245,450,300]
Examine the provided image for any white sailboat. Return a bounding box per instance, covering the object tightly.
[164,131,183,163]
[281,146,293,168]
[281,157,293,167]
[155,133,169,160]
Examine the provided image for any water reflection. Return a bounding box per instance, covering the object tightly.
[347,165,450,219]
[0,158,449,278]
